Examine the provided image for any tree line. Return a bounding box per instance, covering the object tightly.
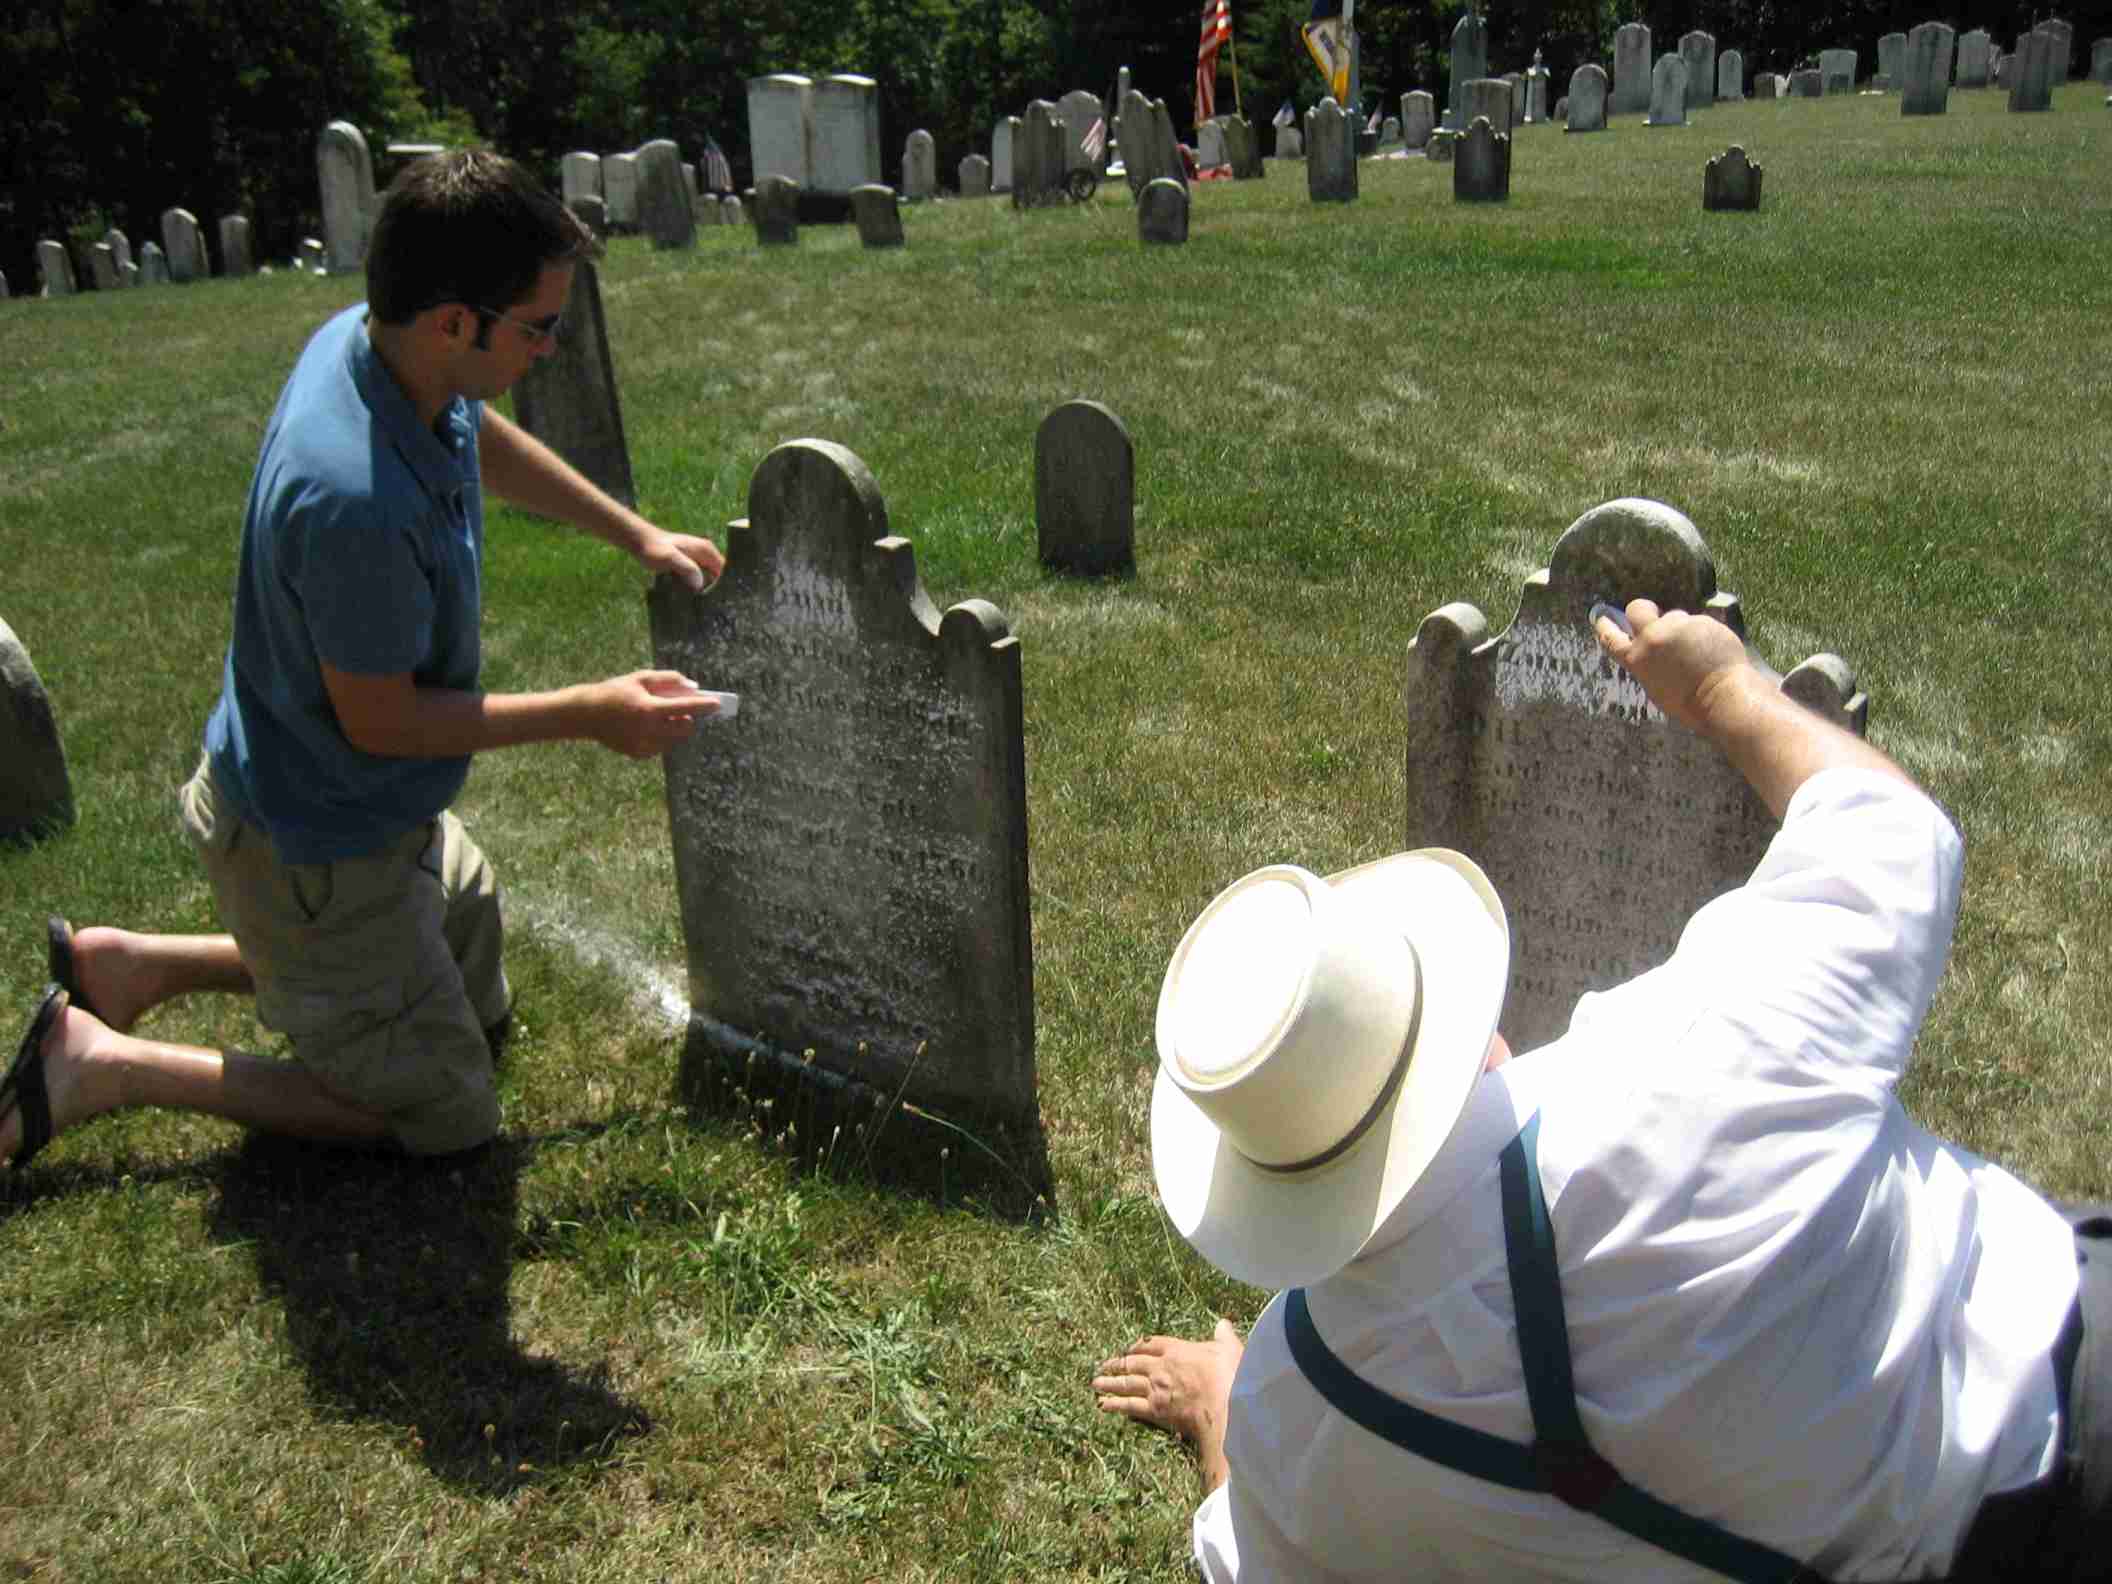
[5,1,2105,300]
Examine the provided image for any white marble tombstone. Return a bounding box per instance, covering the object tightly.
[560,152,602,208]
[1613,23,1653,114]
[812,74,881,195]
[136,242,167,285]
[1649,55,1690,125]
[160,207,207,282]
[991,117,1019,192]
[1679,31,1716,108]
[38,240,74,296]
[747,73,813,185]
[1567,64,1609,132]
[901,130,936,199]
[316,120,375,274]
[959,153,991,197]
[102,228,133,282]
[1958,30,1993,87]
[1717,49,1744,101]
[1902,24,1957,116]
[1401,90,1436,149]
[602,152,640,228]
[1197,119,1228,169]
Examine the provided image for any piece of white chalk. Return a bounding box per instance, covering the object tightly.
[1588,601,1634,638]
[706,691,739,719]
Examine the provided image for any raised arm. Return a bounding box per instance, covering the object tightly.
[1593,600,1914,822]
[478,405,724,591]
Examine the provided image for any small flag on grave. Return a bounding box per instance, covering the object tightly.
[1082,116,1106,163]
[702,136,733,194]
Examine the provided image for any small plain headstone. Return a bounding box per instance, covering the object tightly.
[992,117,1019,192]
[37,240,74,297]
[1753,73,1779,100]
[1015,100,1068,208]
[1703,146,1762,211]
[901,130,937,200]
[561,152,602,208]
[0,272,8,300]
[1505,73,1526,127]
[2092,37,2112,85]
[511,257,634,510]
[1380,115,1401,145]
[1402,499,1866,1051]
[1401,90,1436,148]
[1306,99,1356,201]
[1463,77,1513,135]
[647,440,1040,1138]
[747,73,814,186]
[1902,24,1957,116]
[959,154,991,198]
[1426,128,1458,163]
[1449,12,1490,125]
[160,208,206,282]
[571,193,608,237]
[721,194,744,226]
[1136,177,1189,244]
[1958,30,1993,87]
[850,183,905,247]
[635,139,697,249]
[120,262,140,289]
[103,228,133,281]
[1454,116,1510,201]
[1036,401,1134,576]
[87,243,120,291]
[2010,28,2055,111]
[1613,23,1653,113]
[218,215,253,276]
[1197,119,1228,170]
[1555,96,1569,123]
[0,618,75,845]
[753,175,800,244]
[1791,68,1823,98]
[1567,64,1609,132]
[1277,125,1303,158]
[316,121,375,273]
[138,242,168,285]
[1717,49,1744,101]
[1820,49,1857,94]
[602,152,641,229]
[1224,116,1265,179]
[1679,32,1716,108]
[811,74,882,195]
[1649,55,1690,125]
[1876,32,1907,89]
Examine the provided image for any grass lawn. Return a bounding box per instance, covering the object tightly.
[2,82,2108,1580]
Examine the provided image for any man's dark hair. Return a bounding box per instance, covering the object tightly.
[366,149,599,331]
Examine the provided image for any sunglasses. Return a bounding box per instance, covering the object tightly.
[473,303,564,346]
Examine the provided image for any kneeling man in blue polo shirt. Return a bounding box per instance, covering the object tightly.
[6,150,725,1165]
[1095,601,2110,1581]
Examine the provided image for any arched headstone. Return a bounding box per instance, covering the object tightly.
[316,121,375,273]
[1567,65,1609,132]
[1137,178,1189,244]
[635,140,696,249]
[1612,23,1653,114]
[1,618,76,845]
[850,183,905,247]
[1037,401,1135,575]
[1649,55,1690,126]
[1902,24,1957,116]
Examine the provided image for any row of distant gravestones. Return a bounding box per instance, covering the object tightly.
[17,210,255,301]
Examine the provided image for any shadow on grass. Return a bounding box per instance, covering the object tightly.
[203,1129,650,1496]
[676,1020,1055,1226]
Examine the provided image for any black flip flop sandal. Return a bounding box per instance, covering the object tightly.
[1,984,64,1170]
[45,916,103,1024]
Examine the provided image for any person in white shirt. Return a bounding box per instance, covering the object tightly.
[1094,597,2109,1582]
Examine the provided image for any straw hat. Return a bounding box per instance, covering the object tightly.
[1151,850,1510,1290]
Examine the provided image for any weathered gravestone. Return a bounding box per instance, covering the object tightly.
[1613,23,1653,114]
[1505,74,1526,128]
[137,242,168,285]
[1449,12,1490,127]
[161,208,206,282]
[1455,116,1510,201]
[103,228,133,281]
[2010,28,2055,111]
[992,117,1020,192]
[1119,91,1186,198]
[317,121,375,274]
[1902,24,1957,116]
[901,130,937,200]
[1056,88,1107,173]
[721,194,744,226]
[561,152,601,209]
[0,272,8,300]
[1223,115,1265,178]
[1277,124,1304,158]
[1138,179,1189,244]
[1790,69,1823,98]
[1402,499,1867,1051]
[1,618,76,845]
[219,215,253,276]
[1649,55,1690,125]
[38,240,74,297]
[646,440,1041,1145]
[1526,55,1551,123]
[1197,119,1229,170]
[812,75,882,195]
[1037,401,1134,575]
[1426,128,1458,162]
[1680,31,1717,108]
[635,140,696,249]
[1958,30,1993,87]
[1753,73,1778,101]
[87,244,120,292]
[1820,49,1858,94]
[753,175,800,245]
[571,193,608,236]
[959,154,992,198]
[1463,77,1513,135]
[601,152,640,230]
[2093,37,2112,84]
[748,74,813,186]
[1306,100,1357,201]
[1568,64,1609,131]
[1718,49,1745,101]
[1380,116,1402,145]
[511,258,634,510]
[1014,100,1068,207]
[850,183,904,247]
[1401,90,1436,148]
[1703,146,1763,211]
[2045,19,2074,83]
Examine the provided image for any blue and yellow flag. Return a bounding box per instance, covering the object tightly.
[1301,1,1351,105]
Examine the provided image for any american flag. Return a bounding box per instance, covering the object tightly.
[1082,116,1106,163]
[702,136,733,194]
[1196,0,1231,128]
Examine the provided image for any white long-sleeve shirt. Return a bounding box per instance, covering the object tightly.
[1195,769,2076,1582]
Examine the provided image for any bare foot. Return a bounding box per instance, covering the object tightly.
[0,1000,124,1165]
[1094,1318,1245,1494]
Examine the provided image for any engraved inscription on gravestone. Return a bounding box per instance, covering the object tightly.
[1402,499,1866,1051]
[510,258,635,509]
[648,441,1038,1132]
[1,617,76,846]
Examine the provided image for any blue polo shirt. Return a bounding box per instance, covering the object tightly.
[205,304,484,863]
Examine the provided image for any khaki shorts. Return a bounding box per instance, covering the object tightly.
[181,759,509,1154]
